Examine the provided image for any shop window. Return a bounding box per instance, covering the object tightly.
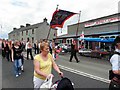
[105,37,109,39]
[110,36,115,38]
[67,40,69,44]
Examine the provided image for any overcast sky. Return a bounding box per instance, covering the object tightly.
[0,0,120,39]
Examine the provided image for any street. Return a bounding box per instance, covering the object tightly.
[1,52,110,89]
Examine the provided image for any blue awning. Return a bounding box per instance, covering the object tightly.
[78,38,115,43]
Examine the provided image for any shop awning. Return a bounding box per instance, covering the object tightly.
[78,37,115,43]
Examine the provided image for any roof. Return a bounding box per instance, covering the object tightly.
[8,21,49,34]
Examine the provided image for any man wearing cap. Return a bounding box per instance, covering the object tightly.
[109,36,120,89]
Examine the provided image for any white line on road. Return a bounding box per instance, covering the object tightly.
[58,65,110,84]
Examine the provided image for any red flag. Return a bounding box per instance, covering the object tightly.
[80,31,84,38]
[50,9,76,28]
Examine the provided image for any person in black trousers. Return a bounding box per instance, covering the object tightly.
[34,40,39,54]
[26,40,33,60]
[5,41,10,61]
[69,41,79,63]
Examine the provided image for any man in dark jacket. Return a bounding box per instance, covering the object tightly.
[69,41,79,63]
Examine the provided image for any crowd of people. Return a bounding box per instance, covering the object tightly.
[0,38,64,89]
[1,39,25,77]
[1,36,120,89]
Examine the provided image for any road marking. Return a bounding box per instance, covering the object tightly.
[58,65,110,84]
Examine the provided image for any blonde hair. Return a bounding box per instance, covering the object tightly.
[14,40,19,46]
[40,42,49,51]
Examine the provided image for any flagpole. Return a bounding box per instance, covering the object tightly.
[75,11,81,50]
[55,4,59,42]
[76,11,81,36]
[47,5,59,40]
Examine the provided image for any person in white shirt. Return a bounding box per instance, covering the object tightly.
[26,40,33,60]
[109,36,120,89]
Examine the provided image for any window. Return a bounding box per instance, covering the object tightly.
[21,38,23,41]
[26,30,28,35]
[32,29,34,34]
[22,31,23,36]
[32,37,34,43]
[67,40,69,44]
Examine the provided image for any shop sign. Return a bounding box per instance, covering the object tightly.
[84,17,120,27]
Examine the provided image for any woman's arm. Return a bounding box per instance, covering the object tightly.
[34,59,48,78]
[51,58,63,76]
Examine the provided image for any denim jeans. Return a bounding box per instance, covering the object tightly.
[14,59,22,75]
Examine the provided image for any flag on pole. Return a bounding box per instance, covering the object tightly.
[50,9,77,29]
[80,31,84,49]
[80,31,84,38]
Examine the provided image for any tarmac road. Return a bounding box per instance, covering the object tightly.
[1,52,110,89]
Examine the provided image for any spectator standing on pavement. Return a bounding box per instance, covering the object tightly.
[11,41,22,77]
[5,40,10,61]
[69,40,79,63]
[33,41,63,90]
[38,39,43,53]
[26,40,33,60]
[109,36,120,89]
[2,39,6,58]
[34,40,39,54]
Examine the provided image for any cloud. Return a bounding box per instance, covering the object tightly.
[0,0,119,38]
[11,0,28,7]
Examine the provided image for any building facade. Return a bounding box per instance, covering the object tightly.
[56,13,120,50]
[8,18,56,43]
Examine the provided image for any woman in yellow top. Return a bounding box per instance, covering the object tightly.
[33,41,63,89]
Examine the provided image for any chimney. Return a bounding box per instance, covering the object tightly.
[20,25,24,28]
[43,18,47,22]
[13,28,17,31]
[26,23,30,27]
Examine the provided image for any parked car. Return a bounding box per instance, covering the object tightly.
[58,43,70,53]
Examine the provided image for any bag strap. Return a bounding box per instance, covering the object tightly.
[114,52,120,56]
